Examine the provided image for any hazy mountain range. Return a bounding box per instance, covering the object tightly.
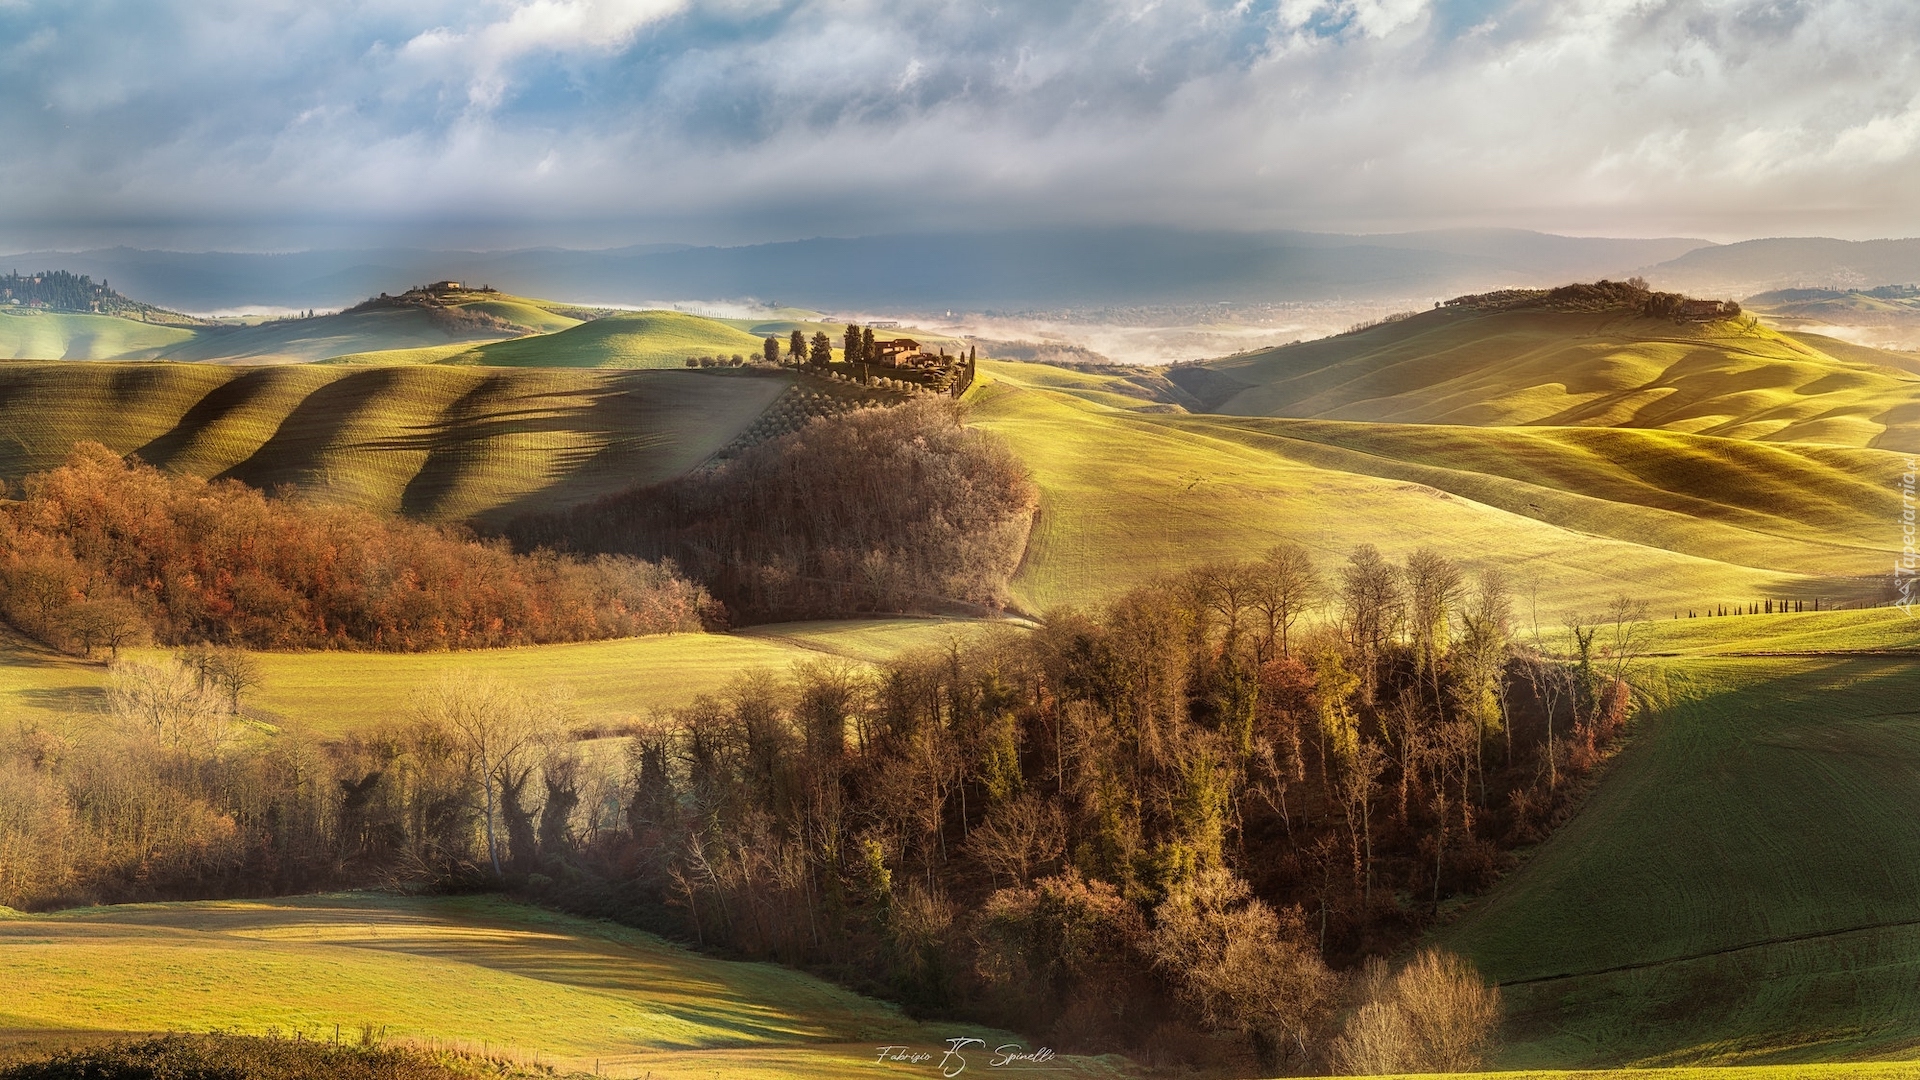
[6,229,1918,314]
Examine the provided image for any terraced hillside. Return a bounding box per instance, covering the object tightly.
[0,893,1080,1080]
[1439,650,1920,1068]
[1167,307,1920,452]
[969,360,1893,616]
[0,361,785,524]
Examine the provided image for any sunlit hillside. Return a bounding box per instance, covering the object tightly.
[0,893,1082,1080]
[969,359,1892,616]
[1169,308,1920,452]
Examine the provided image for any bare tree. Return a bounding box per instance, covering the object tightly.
[1249,543,1321,663]
[416,677,565,878]
[1403,547,1465,710]
[1339,544,1404,704]
[183,645,264,714]
[1332,948,1502,1074]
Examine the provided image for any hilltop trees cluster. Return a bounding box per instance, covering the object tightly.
[0,444,712,653]
[509,398,1038,622]
[1441,279,1741,322]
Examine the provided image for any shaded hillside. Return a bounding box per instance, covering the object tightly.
[1441,656,1920,1067]
[0,362,785,524]
[1165,295,1920,453]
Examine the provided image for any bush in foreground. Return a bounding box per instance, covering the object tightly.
[0,1033,558,1080]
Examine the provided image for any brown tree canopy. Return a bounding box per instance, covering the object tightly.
[510,398,1038,623]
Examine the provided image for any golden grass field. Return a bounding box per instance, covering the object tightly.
[1172,310,1920,453]
[0,892,1133,1080]
[0,618,1000,738]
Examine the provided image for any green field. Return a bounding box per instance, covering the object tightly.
[0,361,786,524]
[0,892,1106,1080]
[967,361,1881,616]
[434,311,786,369]
[1438,655,1920,1068]
[1169,310,1920,453]
[0,309,198,360]
[0,619,990,738]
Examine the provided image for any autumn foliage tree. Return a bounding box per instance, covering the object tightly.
[0,444,711,652]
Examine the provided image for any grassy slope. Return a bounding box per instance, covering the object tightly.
[1438,651,1920,1068]
[0,621,982,738]
[441,311,774,369]
[0,361,785,524]
[1176,311,1920,453]
[0,310,197,360]
[0,893,1096,1080]
[969,362,1869,617]
[154,310,522,365]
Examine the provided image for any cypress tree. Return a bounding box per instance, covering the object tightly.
[789,329,805,361]
[763,336,780,365]
[844,323,864,366]
[811,331,832,367]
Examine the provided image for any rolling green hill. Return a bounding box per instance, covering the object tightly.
[1166,309,1920,452]
[434,310,782,368]
[1439,654,1920,1068]
[0,309,199,360]
[969,360,1891,617]
[0,361,784,524]
[0,290,594,365]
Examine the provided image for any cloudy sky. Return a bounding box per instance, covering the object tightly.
[2,0,1917,250]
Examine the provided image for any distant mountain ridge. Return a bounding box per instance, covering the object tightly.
[1643,237,1920,295]
[2,228,1714,313]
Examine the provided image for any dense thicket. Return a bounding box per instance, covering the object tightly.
[508,398,1038,623]
[0,444,711,652]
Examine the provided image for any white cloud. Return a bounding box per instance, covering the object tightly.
[1,0,1919,246]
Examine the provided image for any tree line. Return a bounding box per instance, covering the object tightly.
[0,538,1644,1075]
[0,444,714,653]
[506,398,1039,624]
